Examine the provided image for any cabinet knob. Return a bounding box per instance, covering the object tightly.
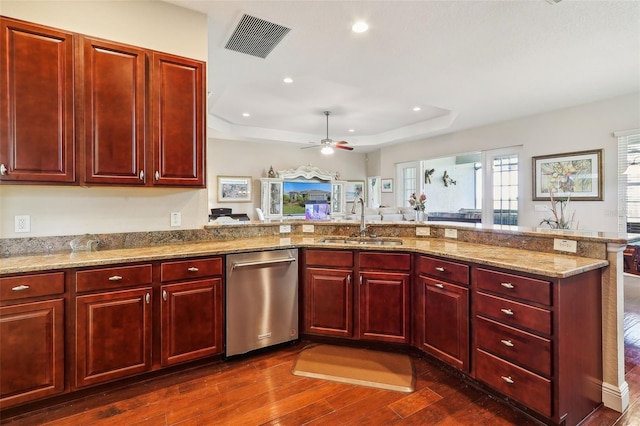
[347,275,351,285]
[0,163,7,175]
[187,267,199,272]
[501,375,514,384]
[155,171,160,180]
[435,283,444,289]
[500,282,514,289]
[108,275,123,281]
[359,275,363,286]
[145,293,150,304]
[11,284,30,291]
[500,308,514,316]
[162,290,167,301]
[435,267,445,272]
[139,170,144,180]
[500,339,514,347]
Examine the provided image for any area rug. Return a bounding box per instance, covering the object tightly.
[292,344,415,393]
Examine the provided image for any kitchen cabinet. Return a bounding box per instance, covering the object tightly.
[80,36,146,185]
[75,264,153,388]
[358,252,411,344]
[472,266,602,426]
[303,249,354,337]
[0,272,65,408]
[159,257,223,366]
[415,255,470,372]
[0,18,75,183]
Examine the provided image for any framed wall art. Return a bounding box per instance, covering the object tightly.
[532,149,602,201]
[346,181,365,202]
[381,178,393,193]
[217,176,252,202]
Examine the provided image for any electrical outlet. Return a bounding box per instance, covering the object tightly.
[416,227,430,236]
[279,224,291,234]
[444,228,458,239]
[170,212,181,227]
[14,215,30,233]
[553,238,577,253]
[302,224,315,233]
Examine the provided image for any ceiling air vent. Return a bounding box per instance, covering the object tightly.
[224,14,291,59]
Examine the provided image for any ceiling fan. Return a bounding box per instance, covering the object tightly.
[302,111,354,154]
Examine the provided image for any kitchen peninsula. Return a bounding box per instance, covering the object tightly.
[0,221,633,425]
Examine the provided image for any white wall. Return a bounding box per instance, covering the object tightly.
[379,93,640,233]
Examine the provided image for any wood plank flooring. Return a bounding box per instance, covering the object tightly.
[4,276,640,425]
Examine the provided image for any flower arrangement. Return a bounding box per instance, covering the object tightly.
[539,189,577,229]
[409,193,426,211]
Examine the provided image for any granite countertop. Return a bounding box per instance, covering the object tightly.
[0,235,608,278]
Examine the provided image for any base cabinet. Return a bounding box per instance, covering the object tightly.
[359,271,410,343]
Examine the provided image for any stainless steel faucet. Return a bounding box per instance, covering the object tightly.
[358,197,367,238]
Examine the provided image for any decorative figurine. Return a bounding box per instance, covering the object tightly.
[268,166,276,178]
[443,171,457,187]
[425,168,435,184]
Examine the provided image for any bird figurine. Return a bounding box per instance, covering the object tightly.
[425,168,435,184]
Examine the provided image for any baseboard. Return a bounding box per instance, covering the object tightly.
[602,380,630,413]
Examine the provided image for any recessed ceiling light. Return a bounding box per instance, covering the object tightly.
[283,77,293,83]
[413,106,421,112]
[348,129,355,132]
[352,21,368,33]
[242,112,250,117]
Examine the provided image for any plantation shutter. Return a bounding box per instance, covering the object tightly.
[617,129,640,233]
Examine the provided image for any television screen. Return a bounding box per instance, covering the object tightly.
[305,202,329,220]
[283,180,331,216]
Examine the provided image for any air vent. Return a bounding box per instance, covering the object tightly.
[225,14,291,59]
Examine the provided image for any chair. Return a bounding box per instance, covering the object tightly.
[255,208,265,221]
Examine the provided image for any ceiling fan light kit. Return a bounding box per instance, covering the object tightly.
[303,111,354,155]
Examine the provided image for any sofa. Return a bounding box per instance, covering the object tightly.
[345,206,418,221]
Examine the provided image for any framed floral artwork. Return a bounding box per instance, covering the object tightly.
[217,176,252,202]
[532,149,602,201]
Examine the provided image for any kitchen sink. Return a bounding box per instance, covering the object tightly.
[316,237,403,246]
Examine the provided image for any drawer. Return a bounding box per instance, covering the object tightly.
[76,264,152,293]
[476,316,552,376]
[359,252,410,271]
[476,349,552,417]
[476,292,552,335]
[305,249,353,268]
[0,272,65,302]
[475,268,551,305]
[161,257,222,282]
[418,256,469,285]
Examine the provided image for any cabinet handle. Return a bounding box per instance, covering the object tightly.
[145,293,150,304]
[501,375,514,384]
[435,267,445,272]
[155,171,160,180]
[501,282,514,289]
[435,283,444,289]
[347,275,351,285]
[500,308,514,316]
[0,163,7,175]
[11,284,30,291]
[139,170,144,180]
[360,275,363,286]
[108,275,123,281]
[501,339,514,347]
[162,290,167,301]
[187,267,199,272]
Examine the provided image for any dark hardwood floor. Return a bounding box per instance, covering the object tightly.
[4,277,640,426]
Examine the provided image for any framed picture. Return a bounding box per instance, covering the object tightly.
[381,178,393,193]
[217,176,252,202]
[346,181,365,202]
[532,149,602,201]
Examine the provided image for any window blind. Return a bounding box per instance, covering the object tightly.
[617,129,640,233]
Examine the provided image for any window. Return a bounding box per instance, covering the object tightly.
[492,154,518,225]
[617,130,640,233]
[399,164,418,207]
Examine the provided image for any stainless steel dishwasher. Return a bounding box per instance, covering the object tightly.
[225,249,299,357]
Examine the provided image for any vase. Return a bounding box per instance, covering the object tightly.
[415,210,425,222]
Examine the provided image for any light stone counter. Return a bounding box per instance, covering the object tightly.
[0,235,607,278]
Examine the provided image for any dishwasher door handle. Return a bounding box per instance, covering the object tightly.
[231,257,296,269]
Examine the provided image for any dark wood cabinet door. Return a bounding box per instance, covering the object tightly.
[0,299,64,408]
[150,52,205,187]
[75,287,152,388]
[160,279,223,366]
[0,18,75,183]
[421,275,469,371]
[81,37,146,185]
[359,271,410,344]
[304,267,353,337]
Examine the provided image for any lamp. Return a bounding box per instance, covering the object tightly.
[321,145,334,155]
[624,158,640,176]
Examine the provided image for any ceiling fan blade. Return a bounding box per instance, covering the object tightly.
[300,144,319,150]
[336,145,354,151]
[335,141,349,145]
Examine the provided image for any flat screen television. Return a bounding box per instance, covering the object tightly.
[283,180,331,216]
[305,201,329,220]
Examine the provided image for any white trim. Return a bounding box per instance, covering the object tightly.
[614,129,640,137]
[602,380,629,413]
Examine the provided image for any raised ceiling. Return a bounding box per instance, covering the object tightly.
[165,0,639,152]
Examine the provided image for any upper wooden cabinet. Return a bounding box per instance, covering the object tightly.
[0,17,206,187]
[0,18,75,183]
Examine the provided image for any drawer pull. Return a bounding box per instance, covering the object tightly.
[501,375,514,384]
[145,293,150,304]
[347,274,351,285]
[187,267,199,272]
[435,267,445,272]
[108,275,123,281]
[435,283,444,289]
[500,308,514,316]
[501,339,515,347]
[11,284,30,291]
[501,282,515,289]
[162,290,167,301]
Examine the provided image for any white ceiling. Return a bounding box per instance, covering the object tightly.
[166,0,639,152]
